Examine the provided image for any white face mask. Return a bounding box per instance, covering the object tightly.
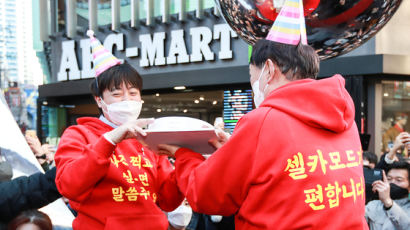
[100,98,142,126]
[168,204,193,229]
[251,64,269,108]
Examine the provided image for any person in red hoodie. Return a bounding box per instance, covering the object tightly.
[159,41,369,230]
[158,0,369,226]
[54,31,184,230]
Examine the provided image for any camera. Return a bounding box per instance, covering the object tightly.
[363,167,383,203]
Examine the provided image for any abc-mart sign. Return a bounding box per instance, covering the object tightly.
[58,24,238,82]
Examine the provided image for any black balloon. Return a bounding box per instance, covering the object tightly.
[215,0,403,59]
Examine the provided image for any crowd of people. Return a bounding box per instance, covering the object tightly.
[1,130,409,229]
[2,92,408,230]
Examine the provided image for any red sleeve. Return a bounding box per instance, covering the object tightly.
[154,155,184,212]
[174,112,264,216]
[54,126,115,202]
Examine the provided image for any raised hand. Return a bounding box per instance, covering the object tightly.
[372,170,393,208]
[105,118,154,144]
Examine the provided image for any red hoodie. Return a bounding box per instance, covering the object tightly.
[175,75,369,229]
[55,117,183,230]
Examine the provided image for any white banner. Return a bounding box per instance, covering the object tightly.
[0,92,74,229]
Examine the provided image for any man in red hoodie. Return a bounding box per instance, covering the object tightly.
[54,31,184,230]
[158,39,369,229]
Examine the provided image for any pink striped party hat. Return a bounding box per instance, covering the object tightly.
[87,30,121,77]
[266,0,308,45]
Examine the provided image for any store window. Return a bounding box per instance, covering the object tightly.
[380,80,409,154]
[40,105,67,146]
[140,88,252,133]
[39,87,252,143]
[140,90,224,126]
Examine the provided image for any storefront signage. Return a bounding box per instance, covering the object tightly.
[57,24,238,82]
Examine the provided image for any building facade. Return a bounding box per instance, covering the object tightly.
[0,0,44,130]
[35,0,410,155]
[0,0,18,86]
[16,0,44,86]
[0,0,43,86]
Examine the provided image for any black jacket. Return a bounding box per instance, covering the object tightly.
[375,153,406,171]
[0,167,61,223]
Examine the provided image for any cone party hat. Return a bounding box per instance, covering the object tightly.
[87,30,121,77]
[265,0,308,45]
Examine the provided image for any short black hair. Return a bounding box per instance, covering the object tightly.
[250,39,320,80]
[90,62,143,98]
[387,161,410,182]
[363,151,378,165]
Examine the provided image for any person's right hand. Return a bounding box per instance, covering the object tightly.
[387,132,410,159]
[42,144,56,163]
[25,135,44,155]
[399,132,410,151]
[372,170,393,209]
[104,118,154,144]
[392,132,410,151]
[25,135,48,164]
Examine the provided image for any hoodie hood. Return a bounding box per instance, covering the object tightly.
[260,75,355,133]
[77,117,113,134]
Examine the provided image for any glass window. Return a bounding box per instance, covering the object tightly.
[140,90,224,125]
[139,0,146,19]
[204,0,215,9]
[50,89,227,135]
[381,80,409,154]
[76,0,133,27]
[169,0,177,14]
[72,0,218,28]
[121,0,132,22]
[40,106,66,145]
[169,0,215,14]
[58,0,66,32]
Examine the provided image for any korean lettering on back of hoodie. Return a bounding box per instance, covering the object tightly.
[284,148,364,210]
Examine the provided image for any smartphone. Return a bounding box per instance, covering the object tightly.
[364,168,383,184]
[363,167,383,203]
